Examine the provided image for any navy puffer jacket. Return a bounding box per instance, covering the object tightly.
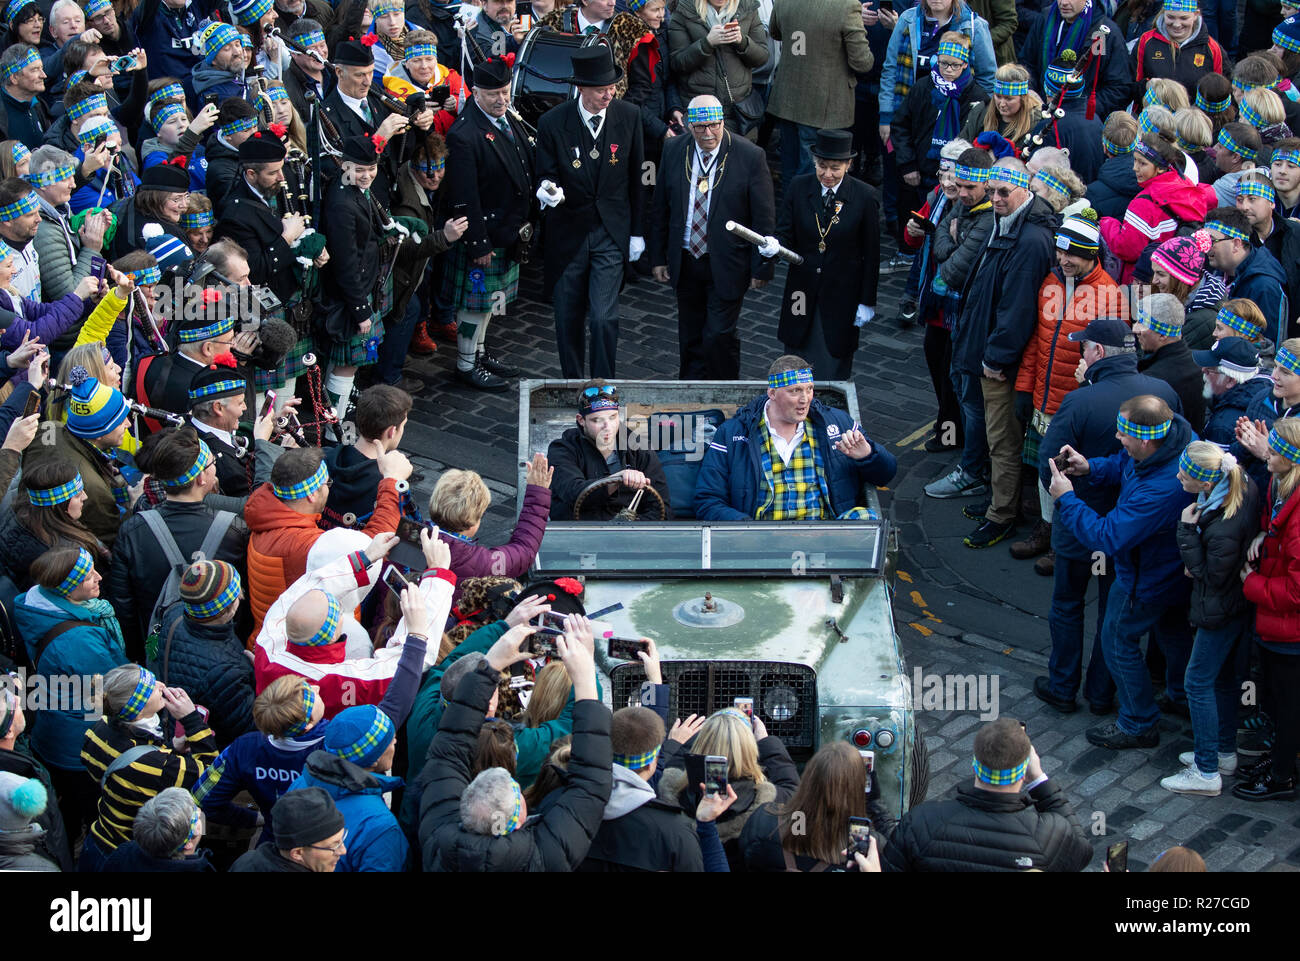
[147,604,255,747]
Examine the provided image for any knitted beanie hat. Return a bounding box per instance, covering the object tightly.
[324,705,395,769]
[0,771,47,832]
[180,560,241,621]
[1055,207,1101,256]
[65,370,130,439]
[1150,229,1212,286]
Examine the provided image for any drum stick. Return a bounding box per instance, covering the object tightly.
[725,221,803,265]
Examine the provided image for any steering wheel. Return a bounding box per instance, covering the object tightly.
[572,470,667,522]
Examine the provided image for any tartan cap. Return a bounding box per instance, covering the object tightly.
[116,666,158,721]
[1269,427,1300,464]
[0,190,38,222]
[188,363,247,404]
[1117,412,1172,439]
[273,459,329,501]
[28,472,84,507]
[176,311,235,343]
[325,705,395,767]
[1275,16,1300,54]
[52,547,95,598]
[180,560,241,620]
[294,29,326,48]
[66,376,129,439]
[3,0,33,23]
[197,22,241,64]
[162,438,215,489]
[231,0,273,25]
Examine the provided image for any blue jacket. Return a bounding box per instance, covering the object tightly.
[1202,375,1273,448]
[1039,353,1181,560]
[14,587,127,772]
[132,0,204,98]
[289,749,409,872]
[1043,99,1103,184]
[694,395,897,521]
[878,0,997,125]
[1054,414,1196,603]
[1235,393,1300,500]
[1228,245,1290,346]
[1087,155,1140,221]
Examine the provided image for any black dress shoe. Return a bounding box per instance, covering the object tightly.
[1033,675,1078,713]
[478,350,518,378]
[456,364,508,392]
[1086,722,1159,750]
[1237,756,1274,780]
[1231,772,1297,801]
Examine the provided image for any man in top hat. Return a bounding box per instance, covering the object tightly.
[129,306,239,435]
[535,45,645,380]
[441,54,536,391]
[650,95,775,381]
[758,128,880,382]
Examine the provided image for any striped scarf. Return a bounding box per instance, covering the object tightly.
[1041,0,1095,73]
[929,65,974,159]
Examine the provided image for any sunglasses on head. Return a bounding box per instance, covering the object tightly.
[581,385,618,399]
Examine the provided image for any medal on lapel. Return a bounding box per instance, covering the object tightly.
[589,147,600,159]
[571,147,581,169]
[609,143,619,165]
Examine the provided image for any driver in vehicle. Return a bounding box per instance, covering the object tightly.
[548,381,674,520]
[694,355,897,521]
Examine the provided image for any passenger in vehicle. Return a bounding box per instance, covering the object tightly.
[694,355,896,521]
[548,380,674,521]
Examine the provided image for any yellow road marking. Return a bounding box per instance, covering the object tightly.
[910,590,926,608]
[897,423,932,447]
[909,622,933,637]
[897,570,913,583]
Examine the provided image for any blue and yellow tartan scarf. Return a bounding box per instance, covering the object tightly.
[1040,0,1094,73]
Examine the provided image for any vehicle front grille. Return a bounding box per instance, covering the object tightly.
[610,661,819,749]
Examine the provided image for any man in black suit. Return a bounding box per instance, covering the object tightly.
[760,129,880,381]
[441,54,537,391]
[130,313,239,435]
[187,363,253,497]
[651,95,774,381]
[536,45,645,379]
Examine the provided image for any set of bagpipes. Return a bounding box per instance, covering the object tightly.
[1019,25,1112,161]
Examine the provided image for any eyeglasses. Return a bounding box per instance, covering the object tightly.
[936,58,966,72]
[691,121,723,131]
[309,829,348,854]
[991,186,1017,197]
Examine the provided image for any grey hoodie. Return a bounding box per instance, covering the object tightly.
[602,764,657,821]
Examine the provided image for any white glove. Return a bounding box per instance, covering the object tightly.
[629,236,645,261]
[536,180,565,209]
[758,234,781,258]
[854,304,875,328]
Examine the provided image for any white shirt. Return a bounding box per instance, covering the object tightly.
[191,416,234,450]
[680,146,719,248]
[577,99,606,141]
[576,9,607,33]
[338,89,372,125]
[763,401,805,466]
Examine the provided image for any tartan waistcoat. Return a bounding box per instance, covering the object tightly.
[757,419,830,520]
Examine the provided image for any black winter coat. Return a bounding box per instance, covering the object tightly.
[102,842,217,872]
[147,603,255,747]
[1202,375,1273,448]
[1176,481,1262,629]
[881,780,1093,872]
[213,177,303,308]
[737,796,897,872]
[1260,215,1300,321]
[0,509,55,591]
[319,181,385,341]
[892,73,988,186]
[547,426,673,521]
[204,137,242,218]
[1139,339,1206,433]
[418,661,612,871]
[1036,98,1103,183]
[0,744,73,870]
[230,843,313,872]
[1020,12,1133,119]
[1134,16,1229,103]
[1087,155,1141,221]
[576,768,704,872]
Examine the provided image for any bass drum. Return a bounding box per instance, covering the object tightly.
[511,26,609,127]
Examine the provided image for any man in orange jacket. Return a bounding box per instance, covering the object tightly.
[244,445,411,639]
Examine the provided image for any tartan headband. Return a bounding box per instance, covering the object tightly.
[372,0,403,15]
[1238,179,1275,201]
[1180,447,1224,483]
[988,165,1031,189]
[153,102,187,128]
[501,778,523,834]
[0,191,38,222]
[1143,87,1163,107]
[128,265,162,286]
[1,47,39,80]
[1233,78,1267,93]
[150,83,185,107]
[283,684,318,737]
[1217,307,1258,338]
[220,116,258,137]
[28,473,84,507]
[936,41,969,63]
[76,116,117,147]
[67,94,108,122]
[1276,346,1300,375]
[954,163,991,182]
[405,43,437,60]
[973,757,1028,785]
[1035,170,1070,197]
[117,666,158,721]
[1135,304,1182,339]
[1164,0,1198,11]
[993,78,1029,97]
[24,162,75,187]
[687,105,724,124]
[188,377,245,403]
[1206,219,1250,243]
[255,85,289,109]
[1268,427,1300,464]
[173,805,202,854]
[53,548,94,597]
[1102,136,1135,157]
[184,568,242,619]
[162,439,215,488]
[177,314,234,342]
[580,397,618,415]
[334,709,394,762]
[1117,412,1172,439]
[180,209,214,229]
[294,29,326,48]
[84,0,112,16]
[1273,148,1300,168]
[1238,99,1267,129]
[3,0,30,22]
[1133,138,1171,168]
[769,367,813,389]
[300,592,341,647]
[10,141,27,165]
[239,34,253,49]
[1175,135,1198,155]
[415,156,445,174]
[0,237,14,262]
[1137,110,1161,135]
[273,460,329,501]
[1196,91,1232,113]
[1216,128,1255,161]
[613,743,662,771]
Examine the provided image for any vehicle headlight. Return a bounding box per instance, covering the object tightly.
[763,686,798,722]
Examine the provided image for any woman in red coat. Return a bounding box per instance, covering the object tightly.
[1235,416,1300,801]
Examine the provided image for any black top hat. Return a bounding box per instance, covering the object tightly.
[341,133,384,164]
[568,45,622,86]
[238,130,287,163]
[475,55,512,89]
[334,37,375,67]
[140,162,190,192]
[810,128,856,161]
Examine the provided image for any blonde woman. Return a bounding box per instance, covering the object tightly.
[1140,77,1190,114]
[1029,164,1086,215]
[1240,87,1292,146]
[656,706,799,869]
[1162,442,1259,796]
[49,341,140,455]
[521,662,572,728]
[960,63,1041,148]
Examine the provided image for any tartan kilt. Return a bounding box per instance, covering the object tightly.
[327,312,385,367]
[1022,425,1042,468]
[441,245,519,313]
[250,304,316,388]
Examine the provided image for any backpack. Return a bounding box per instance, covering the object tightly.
[141,508,238,663]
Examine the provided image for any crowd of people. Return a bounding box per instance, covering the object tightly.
[0,0,1294,874]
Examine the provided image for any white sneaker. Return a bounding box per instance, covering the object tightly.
[1177,751,1237,775]
[1161,766,1222,796]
